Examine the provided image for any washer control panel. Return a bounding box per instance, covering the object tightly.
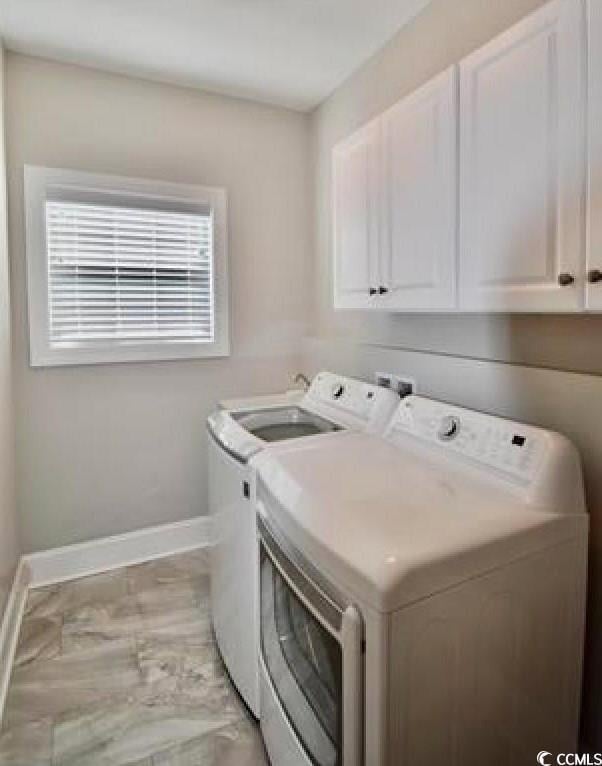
[387,396,547,484]
[304,371,399,431]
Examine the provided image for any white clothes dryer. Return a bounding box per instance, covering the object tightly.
[252,395,588,766]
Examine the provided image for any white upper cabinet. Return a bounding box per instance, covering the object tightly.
[332,68,458,311]
[332,0,592,314]
[379,66,458,311]
[459,0,586,312]
[587,0,602,310]
[333,120,381,309]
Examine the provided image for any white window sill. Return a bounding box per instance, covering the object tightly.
[30,339,231,368]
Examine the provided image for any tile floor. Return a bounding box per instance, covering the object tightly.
[0,549,269,765]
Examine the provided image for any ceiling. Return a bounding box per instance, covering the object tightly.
[0,0,431,111]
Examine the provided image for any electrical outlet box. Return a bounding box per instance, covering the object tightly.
[375,372,416,397]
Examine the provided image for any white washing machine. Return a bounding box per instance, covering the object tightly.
[206,372,399,717]
[252,395,588,766]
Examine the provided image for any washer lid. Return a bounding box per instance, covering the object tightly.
[207,371,400,461]
[218,389,304,412]
[207,409,263,462]
[252,430,587,613]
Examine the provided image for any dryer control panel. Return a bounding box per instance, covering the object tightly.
[386,396,550,487]
[386,396,585,513]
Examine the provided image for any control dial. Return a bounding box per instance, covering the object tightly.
[438,415,460,441]
[332,383,345,400]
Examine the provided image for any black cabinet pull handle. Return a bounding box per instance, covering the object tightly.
[558,273,575,287]
[369,287,377,295]
[378,286,389,294]
[588,269,602,284]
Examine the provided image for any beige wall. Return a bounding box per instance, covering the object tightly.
[309,0,602,750]
[5,53,311,553]
[0,45,20,619]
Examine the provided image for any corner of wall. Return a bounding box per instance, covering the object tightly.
[0,41,22,622]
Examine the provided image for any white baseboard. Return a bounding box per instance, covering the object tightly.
[0,559,30,726]
[25,516,213,589]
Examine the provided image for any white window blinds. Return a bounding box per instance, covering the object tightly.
[45,200,214,346]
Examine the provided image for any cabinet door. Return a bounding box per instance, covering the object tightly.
[380,66,458,311]
[459,0,586,312]
[333,120,380,309]
[587,0,602,310]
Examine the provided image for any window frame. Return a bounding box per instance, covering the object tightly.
[24,165,229,367]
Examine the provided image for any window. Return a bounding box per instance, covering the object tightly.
[25,166,229,366]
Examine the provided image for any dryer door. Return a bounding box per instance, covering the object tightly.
[258,511,362,766]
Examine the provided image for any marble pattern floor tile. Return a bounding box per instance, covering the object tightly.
[0,548,268,766]
[126,550,210,594]
[135,633,218,689]
[26,570,130,621]
[151,716,268,766]
[3,638,142,728]
[62,592,143,653]
[52,697,241,766]
[135,581,213,646]
[13,616,62,668]
[0,718,53,766]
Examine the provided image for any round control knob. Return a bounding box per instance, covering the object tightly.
[438,415,460,441]
[332,383,345,400]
